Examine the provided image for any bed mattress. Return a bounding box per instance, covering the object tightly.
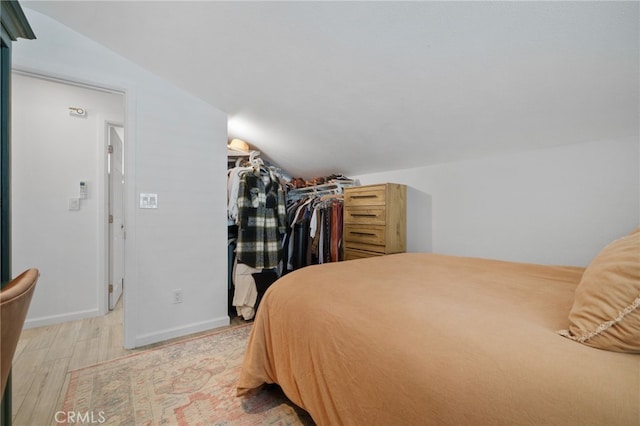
[238,253,639,425]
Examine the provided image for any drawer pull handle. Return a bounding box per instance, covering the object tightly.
[351,213,377,217]
[350,231,376,237]
[351,194,378,199]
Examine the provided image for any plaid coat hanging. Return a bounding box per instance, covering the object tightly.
[236,170,287,269]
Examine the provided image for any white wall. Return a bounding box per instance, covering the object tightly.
[13,9,229,348]
[355,138,639,267]
[12,73,123,326]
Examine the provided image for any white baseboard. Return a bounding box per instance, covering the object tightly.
[131,316,231,349]
[24,308,102,329]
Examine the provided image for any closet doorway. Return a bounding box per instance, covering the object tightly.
[108,123,125,310]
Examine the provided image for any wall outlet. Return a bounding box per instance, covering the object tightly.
[172,288,183,304]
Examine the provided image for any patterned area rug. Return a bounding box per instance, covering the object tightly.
[61,324,314,425]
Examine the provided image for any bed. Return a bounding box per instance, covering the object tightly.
[237,230,640,425]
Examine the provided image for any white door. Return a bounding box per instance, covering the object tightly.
[108,124,125,310]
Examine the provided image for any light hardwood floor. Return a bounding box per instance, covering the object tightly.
[10,300,246,425]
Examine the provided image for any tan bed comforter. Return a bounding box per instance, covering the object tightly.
[237,253,640,425]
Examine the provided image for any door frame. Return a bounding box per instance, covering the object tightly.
[0,0,35,287]
[1,3,36,425]
[1,34,12,289]
[106,121,125,311]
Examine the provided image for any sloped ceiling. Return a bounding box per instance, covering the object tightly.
[23,1,639,178]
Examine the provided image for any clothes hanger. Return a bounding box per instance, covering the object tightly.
[249,150,262,165]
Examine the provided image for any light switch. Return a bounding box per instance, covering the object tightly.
[68,198,80,211]
[140,193,158,209]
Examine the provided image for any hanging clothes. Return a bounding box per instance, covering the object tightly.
[227,165,252,224]
[235,168,287,270]
[232,259,260,320]
[228,156,287,320]
[282,194,343,273]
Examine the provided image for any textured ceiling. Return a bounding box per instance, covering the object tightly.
[23,1,639,178]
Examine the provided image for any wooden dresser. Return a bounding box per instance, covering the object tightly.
[343,183,406,260]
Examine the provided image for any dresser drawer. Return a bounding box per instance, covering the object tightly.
[344,185,386,206]
[343,224,385,246]
[343,206,386,225]
[344,248,383,260]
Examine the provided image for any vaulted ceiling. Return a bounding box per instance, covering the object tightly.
[23,1,639,178]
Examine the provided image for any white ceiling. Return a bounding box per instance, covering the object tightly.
[23,1,639,178]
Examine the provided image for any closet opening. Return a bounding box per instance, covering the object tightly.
[227,144,355,322]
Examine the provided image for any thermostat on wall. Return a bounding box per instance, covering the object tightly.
[139,193,158,209]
